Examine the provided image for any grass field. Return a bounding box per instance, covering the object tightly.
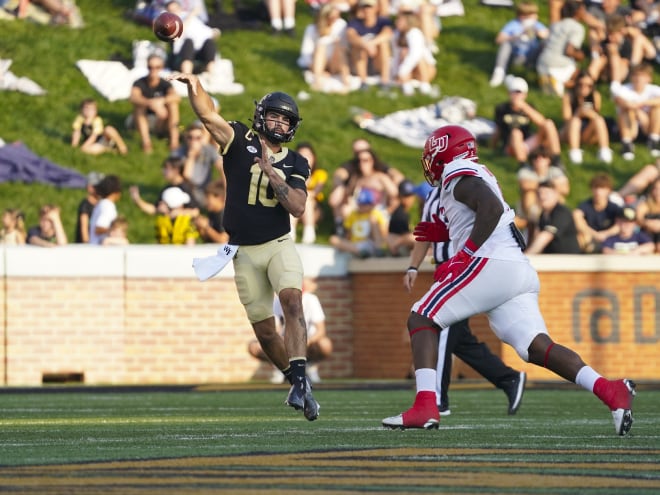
[0,384,658,493]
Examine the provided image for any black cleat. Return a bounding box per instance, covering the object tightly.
[502,371,526,415]
[285,377,320,421]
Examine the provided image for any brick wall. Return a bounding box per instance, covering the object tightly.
[1,247,658,386]
[350,256,660,381]
[1,245,353,386]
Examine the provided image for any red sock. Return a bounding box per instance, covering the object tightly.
[593,377,609,403]
[401,391,439,426]
[414,391,437,406]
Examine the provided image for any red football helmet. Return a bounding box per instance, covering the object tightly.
[422,125,477,186]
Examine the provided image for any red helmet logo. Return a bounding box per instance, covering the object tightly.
[428,134,449,155]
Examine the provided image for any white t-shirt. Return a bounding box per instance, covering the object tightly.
[610,81,660,113]
[536,17,584,74]
[297,18,348,69]
[89,198,117,245]
[172,13,216,53]
[273,292,326,338]
[393,26,436,78]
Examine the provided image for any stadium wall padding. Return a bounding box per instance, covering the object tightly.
[0,246,658,385]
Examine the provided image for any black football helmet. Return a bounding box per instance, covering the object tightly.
[252,92,302,143]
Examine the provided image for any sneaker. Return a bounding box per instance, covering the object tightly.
[648,138,660,158]
[438,404,451,417]
[418,82,433,95]
[609,191,625,207]
[598,147,613,164]
[568,148,583,165]
[489,68,505,87]
[621,142,635,161]
[382,391,439,429]
[285,376,320,421]
[401,82,415,96]
[597,378,636,436]
[501,371,526,415]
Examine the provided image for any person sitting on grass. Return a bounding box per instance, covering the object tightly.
[71,98,128,156]
[27,204,67,247]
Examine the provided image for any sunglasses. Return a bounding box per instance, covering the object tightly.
[148,65,163,70]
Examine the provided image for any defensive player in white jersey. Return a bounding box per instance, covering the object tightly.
[408,186,526,416]
[382,124,636,435]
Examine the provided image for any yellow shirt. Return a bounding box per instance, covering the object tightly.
[155,214,199,245]
[344,208,388,242]
[308,168,328,202]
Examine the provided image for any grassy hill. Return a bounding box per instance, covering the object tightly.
[0,0,651,243]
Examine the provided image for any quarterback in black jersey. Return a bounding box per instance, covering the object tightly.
[169,71,319,421]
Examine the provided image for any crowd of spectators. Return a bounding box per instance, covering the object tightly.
[3,0,660,256]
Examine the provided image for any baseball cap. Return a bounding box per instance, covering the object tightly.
[506,76,528,94]
[359,0,377,6]
[162,187,191,209]
[357,189,376,205]
[617,206,636,221]
[398,179,416,197]
[414,181,433,200]
[86,171,105,187]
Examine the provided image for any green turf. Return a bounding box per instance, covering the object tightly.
[1,0,655,243]
[0,384,660,476]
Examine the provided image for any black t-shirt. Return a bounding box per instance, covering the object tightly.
[27,226,55,245]
[132,77,173,114]
[388,204,411,235]
[208,209,224,233]
[599,36,632,61]
[576,198,621,232]
[75,198,95,243]
[539,203,581,254]
[222,121,310,245]
[494,101,533,146]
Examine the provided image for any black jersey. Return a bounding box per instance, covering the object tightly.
[222,121,310,245]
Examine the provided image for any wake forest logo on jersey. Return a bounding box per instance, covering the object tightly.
[247,145,258,154]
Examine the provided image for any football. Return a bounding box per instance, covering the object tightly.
[152,12,183,42]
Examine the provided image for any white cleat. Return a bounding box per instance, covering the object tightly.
[382,414,439,430]
[611,379,636,436]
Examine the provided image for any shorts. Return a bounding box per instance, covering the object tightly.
[233,235,304,323]
[412,257,548,361]
[124,113,159,132]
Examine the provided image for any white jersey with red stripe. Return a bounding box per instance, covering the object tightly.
[412,157,548,362]
[440,158,525,262]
